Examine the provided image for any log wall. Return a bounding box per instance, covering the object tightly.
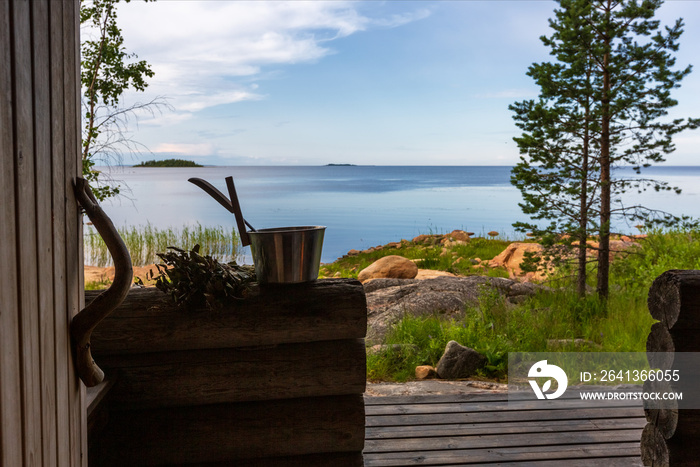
[642,270,700,466]
[0,0,85,465]
[88,279,368,466]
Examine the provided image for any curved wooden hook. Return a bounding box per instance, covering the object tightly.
[72,178,133,387]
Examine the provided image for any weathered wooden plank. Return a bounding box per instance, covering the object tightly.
[365,398,641,416]
[48,1,71,465]
[482,460,642,467]
[62,0,85,464]
[97,339,366,408]
[31,1,59,464]
[89,279,367,354]
[365,392,510,405]
[365,406,645,427]
[62,1,87,466]
[365,417,647,440]
[189,452,365,467]
[103,395,366,466]
[12,0,44,463]
[0,1,23,465]
[364,427,643,453]
[365,388,639,406]
[363,442,642,466]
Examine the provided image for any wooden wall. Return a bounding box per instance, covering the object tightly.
[88,279,368,466]
[0,0,85,465]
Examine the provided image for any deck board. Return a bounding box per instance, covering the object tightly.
[364,393,645,466]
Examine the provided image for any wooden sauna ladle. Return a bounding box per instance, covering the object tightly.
[188,176,254,246]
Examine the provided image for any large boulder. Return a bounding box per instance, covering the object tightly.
[436,341,487,380]
[358,255,418,282]
[364,276,541,344]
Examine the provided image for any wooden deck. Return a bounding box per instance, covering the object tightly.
[364,392,646,466]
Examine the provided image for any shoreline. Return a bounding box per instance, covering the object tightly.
[84,229,646,286]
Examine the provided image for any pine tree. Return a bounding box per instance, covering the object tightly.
[511,0,699,298]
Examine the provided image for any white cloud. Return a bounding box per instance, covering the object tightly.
[138,112,193,127]
[177,90,264,113]
[369,9,432,29]
[152,143,216,157]
[109,1,426,118]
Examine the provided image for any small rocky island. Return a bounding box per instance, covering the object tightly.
[134,158,202,167]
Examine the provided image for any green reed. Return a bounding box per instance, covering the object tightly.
[84,223,240,267]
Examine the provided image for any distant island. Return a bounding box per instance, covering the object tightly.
[326,163,357,167]
[134,159,203,167]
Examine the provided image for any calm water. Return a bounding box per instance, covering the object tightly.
[99,165,700,263]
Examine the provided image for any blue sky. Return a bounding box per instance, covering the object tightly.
[110,1,700,166]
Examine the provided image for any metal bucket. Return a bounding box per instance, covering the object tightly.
[248,226,326,284]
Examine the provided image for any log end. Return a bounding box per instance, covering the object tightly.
[641,422,669,467]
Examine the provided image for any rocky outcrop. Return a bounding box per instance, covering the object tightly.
[436,341,487,380]
[415,269,456,280]
[412,230,471,247]
[364,276,541,344]
[358,255,418,282]
[487,239,642,282]
[576,239,641,260]
[488,242,546,281]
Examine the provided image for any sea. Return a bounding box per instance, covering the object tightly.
[97,165,700,264]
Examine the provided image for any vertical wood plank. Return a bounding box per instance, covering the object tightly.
[12,0,43,464]
[2,1,84,465]
[63,0,87,464]
[0,0,23,465]
[49,0,71,465]
[31,0,59,464]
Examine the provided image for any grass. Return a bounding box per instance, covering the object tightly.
[367,285,652,382]
[85,278,112,290]
[84,223,240,267]
[320,236,513,279]
[363,227,700,383]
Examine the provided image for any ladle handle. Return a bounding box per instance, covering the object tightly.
[225,176,252,247]
[188,177,234,213]
[188,177,252,247]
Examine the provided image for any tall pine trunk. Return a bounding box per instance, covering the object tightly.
[577,61,593,298]
[578,107,590,297]
[597,21,611,300]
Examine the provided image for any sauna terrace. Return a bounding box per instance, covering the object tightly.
[85,279,649,466]
[363,391,646,466]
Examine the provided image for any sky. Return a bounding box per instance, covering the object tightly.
[102,0,700,166]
